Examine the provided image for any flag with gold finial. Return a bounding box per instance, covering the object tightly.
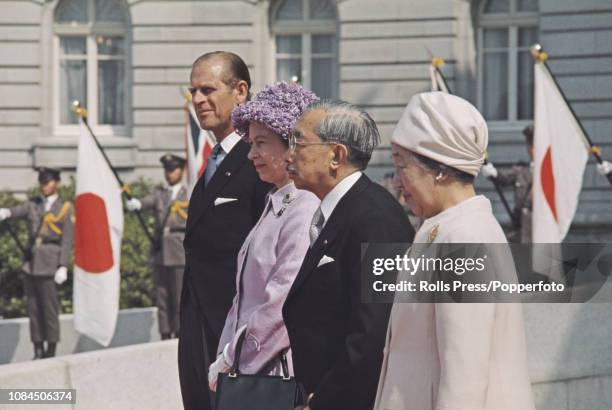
[430,57,450,93]
[532,56,589,243]
[73,115,123,346]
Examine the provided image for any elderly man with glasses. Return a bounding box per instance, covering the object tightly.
[282,100,415,410]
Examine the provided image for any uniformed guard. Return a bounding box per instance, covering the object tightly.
[0,167,73,359]
[125,154,188,339]
[481,125,534,243]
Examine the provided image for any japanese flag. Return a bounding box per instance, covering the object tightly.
[532,62,589,243]
[73,119,124,346]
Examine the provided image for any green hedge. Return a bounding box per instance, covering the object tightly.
[0,178,164,319]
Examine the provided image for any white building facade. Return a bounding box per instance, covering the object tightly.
[1,0,611,238]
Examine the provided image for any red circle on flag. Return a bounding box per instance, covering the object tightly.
[540,146,558,222]
[75,193,114,273]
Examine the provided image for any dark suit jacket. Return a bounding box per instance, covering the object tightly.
[282,174,415,410]
[182,139,270,341]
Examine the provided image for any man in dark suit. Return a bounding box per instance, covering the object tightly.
[178,51,270,410]
[283,101,415,409]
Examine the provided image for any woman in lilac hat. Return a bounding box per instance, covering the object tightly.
[208,82,320,390]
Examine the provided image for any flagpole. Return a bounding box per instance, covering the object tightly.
[71,101,156,245]
[431,57,453,94]
[483,160,520,227]
[530,44,612,187]
[1,220,28,257]
[427,54,518,223]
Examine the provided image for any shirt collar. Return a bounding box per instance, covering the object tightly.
[319,171,362,223]
[45,194,58,206]
[218,131,241,155]
[268,182,297,215]
[168,183,182,198]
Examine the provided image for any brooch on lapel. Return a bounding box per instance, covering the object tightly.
[274,192,296,217]
[428,224,439,243]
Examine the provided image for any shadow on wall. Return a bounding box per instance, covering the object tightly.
[0,322,21,363]
[526,279,612,410]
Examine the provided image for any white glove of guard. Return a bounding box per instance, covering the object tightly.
[0,208,11,221]
[596,161,612,176]
[481,162,498,179]
[54,266,68,285]
[125,198,142,211]
[208,343,232,392]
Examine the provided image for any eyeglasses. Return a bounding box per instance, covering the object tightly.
[288,132,337,152]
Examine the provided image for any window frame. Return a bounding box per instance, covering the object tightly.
[53,0,130,137]
[271,0,339,99]
[477,0,538,127]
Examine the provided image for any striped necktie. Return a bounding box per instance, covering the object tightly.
[309,207,325,247]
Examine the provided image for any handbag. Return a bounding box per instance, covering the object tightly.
[215,331,302,410]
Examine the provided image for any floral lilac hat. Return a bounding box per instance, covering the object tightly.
[231,82,319,141]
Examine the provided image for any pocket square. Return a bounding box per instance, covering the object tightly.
[317,255,335,267]
[214,197,238,206]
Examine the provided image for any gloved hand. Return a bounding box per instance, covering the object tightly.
[596,161,612,176]
[54,266,68,285]
[208,343,232,392]
[481,162,498,179]
[0,208,11,221]
[125,198,142,211]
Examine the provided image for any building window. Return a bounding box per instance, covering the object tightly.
[477,0,538,122]
[54,0,129,133]
[271,0,338,99]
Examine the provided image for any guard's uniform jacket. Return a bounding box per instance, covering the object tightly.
[140,184,189,335]
[9,196,74,343]
[495,163,532,243]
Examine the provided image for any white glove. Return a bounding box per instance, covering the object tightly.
[208,343,232,392]
[125,198,142,211]
[54,266,68,285]
[0,208,11,221]
[481,162,498,178]
[596,161,612,176]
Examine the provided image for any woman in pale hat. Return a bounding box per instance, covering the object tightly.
[374,92,535,410]
[207,82,320,391]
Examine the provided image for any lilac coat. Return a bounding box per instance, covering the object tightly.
[218,182,319,375]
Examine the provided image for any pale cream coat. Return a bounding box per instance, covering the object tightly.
[374,196,535,410]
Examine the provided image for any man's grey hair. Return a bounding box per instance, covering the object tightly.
[305,100,380,170]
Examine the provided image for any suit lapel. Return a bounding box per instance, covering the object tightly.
[186,140,250,236]
[286,175,371,300]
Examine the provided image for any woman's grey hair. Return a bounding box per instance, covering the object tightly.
[412,151,475,184]
[305,100,380,170]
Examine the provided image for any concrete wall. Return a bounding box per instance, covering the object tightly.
[1,302,611,409]
[0,307,161,365]
[0,340,181,410]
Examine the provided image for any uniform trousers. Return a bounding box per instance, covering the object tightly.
[23,275,59,343]
[154,265,184,335]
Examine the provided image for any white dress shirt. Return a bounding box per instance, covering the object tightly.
[169,183,182,200]
[44,194,58,212]
[319,171,362,228]
[217,131,241,164]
